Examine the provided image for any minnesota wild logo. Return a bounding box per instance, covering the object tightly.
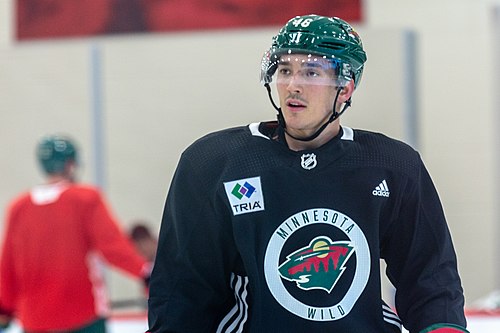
[278,237,354,293]
[264,208,370,321]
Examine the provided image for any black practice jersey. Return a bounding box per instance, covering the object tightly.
[148,122,466,333]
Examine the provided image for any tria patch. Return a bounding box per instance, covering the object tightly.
[224,176,265,216]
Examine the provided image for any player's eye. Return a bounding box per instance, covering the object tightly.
[305,70,320,78]
[277,67,291,76]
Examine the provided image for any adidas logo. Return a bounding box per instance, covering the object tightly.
[372,180,390,197]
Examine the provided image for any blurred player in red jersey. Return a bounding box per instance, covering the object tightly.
[0,134,151,333]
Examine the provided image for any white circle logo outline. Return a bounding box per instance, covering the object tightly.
[264,208,371,321]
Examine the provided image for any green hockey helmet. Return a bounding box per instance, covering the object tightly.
[261,14,367,88]
[36,135,78,174]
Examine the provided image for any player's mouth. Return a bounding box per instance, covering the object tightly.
[286,98,307,111]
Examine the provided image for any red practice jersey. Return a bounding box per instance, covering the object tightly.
[0,182,148,331]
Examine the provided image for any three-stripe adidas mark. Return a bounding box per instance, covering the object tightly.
[372,180,390,197]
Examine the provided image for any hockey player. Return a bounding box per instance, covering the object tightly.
[148,14,468,333]
[0,135,151,333]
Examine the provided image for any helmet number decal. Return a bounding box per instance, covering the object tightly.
[291,18,313,28]
[341,63,352,78]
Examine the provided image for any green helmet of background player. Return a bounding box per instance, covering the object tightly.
[261,14,367,88]
[36,135,78,175]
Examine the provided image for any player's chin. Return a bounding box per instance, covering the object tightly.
[283,125,315,138]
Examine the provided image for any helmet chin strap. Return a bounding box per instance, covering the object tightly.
[264,83,351,142]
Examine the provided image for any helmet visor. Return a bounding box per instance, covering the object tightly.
[261,50,352,87]
[276,55,338,87]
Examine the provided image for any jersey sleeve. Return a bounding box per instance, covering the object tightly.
[148,149,239,332]
[84,190,148,278]
[419,323,470,332]
[381,158,467,333]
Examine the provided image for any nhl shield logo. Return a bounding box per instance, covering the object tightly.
[301,153,317,170]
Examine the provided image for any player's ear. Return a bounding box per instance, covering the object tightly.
[338,79,355,104]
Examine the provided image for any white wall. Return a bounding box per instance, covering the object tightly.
[366,0,500,305]
[1,0,499,308]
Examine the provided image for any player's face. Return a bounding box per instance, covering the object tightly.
[275,54,338,138]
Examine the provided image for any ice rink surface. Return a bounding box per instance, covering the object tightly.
[4,312,500,332]
[3,314,148,333]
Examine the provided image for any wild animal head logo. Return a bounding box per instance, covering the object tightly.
[278,236,354,293]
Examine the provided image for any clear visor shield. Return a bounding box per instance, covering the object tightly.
[260,51,353,88]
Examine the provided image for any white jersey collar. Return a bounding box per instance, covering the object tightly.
[249,122,354,141]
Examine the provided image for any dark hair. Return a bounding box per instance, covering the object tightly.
[130,224,152,241]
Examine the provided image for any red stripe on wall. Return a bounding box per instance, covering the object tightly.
[17,0,363,40]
